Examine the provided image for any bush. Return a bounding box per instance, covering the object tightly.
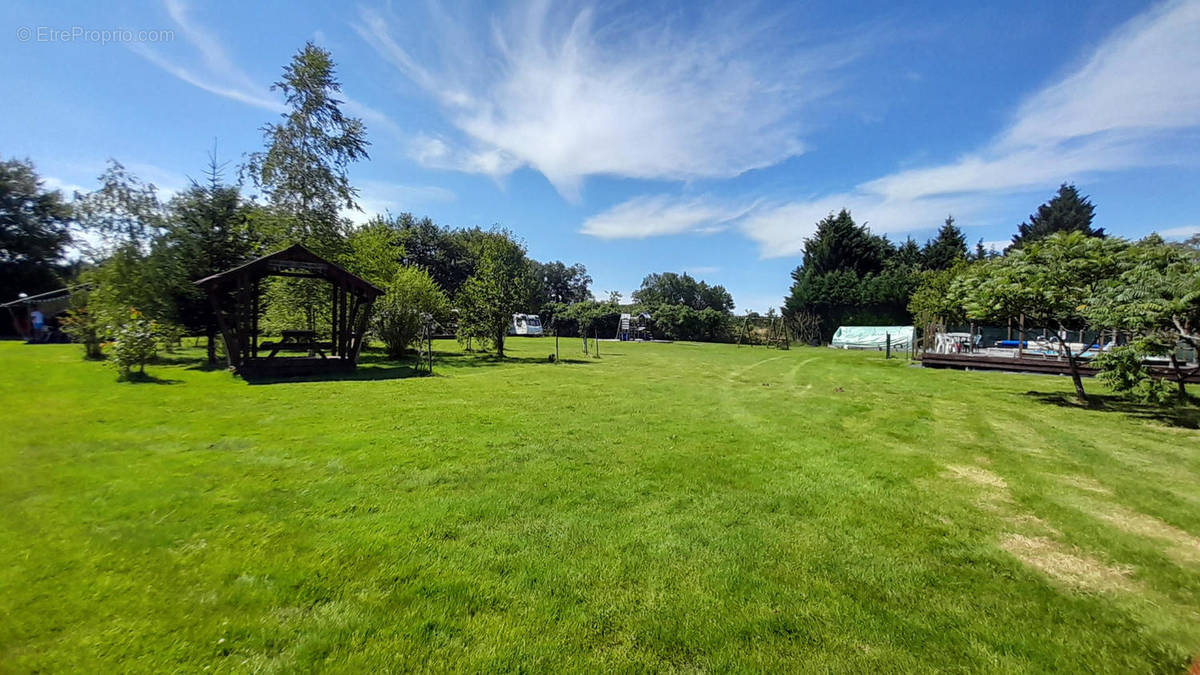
[158,322,185,354]
[109,310,159,380]
[60,292,104,360]
[1094,346,1174,405]
[375,266,449,358]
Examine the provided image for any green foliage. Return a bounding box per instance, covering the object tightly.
[1087,235,1200,352]
[908,263,970,325]
[246,42,368,252]
[392,214,476,297]
[242,44,368,336]
[108,309,159,379]
[648,304,732,342]
[455,231,535,357]
[894,237,923,269]
[0,157,74,304]
[1094,346,1174,405]
[958,231,1127,330]
[958,231,1129,400]
[346,217,403,287]
[59,290,104,359]
[784,210,912,341]
[74,159,165,251]
[922,215,968,271]
[633,272,734,312]
[530,260,592,321]
[375,266,450,358]
[1010,183,1103,250]
[158,156,259,362]
[85,242,175,330]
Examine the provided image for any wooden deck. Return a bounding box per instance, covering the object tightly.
[919,351,1200,382]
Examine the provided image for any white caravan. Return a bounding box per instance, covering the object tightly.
[510,313,544,336]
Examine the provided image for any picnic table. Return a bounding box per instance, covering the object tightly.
[261,330,330,359]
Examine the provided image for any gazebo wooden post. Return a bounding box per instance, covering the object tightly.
[251,279,260,359]
[207,289,238,369]
[339,284,350,359]
[330,284,340,358]
[349,295,374,364]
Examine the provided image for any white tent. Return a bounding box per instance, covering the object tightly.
[830,325,914,350]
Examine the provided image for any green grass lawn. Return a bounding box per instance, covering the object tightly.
[2,338,1198,672]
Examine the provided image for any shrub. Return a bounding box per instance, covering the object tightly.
[109,310,159,379]
[375,266,450,358]
[60,293,104,360]
[158,322,185,354]
[1094,346,1174,405]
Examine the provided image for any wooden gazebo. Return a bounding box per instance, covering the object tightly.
[195,244,383,377]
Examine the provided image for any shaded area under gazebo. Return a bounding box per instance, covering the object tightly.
[195,244,383,378]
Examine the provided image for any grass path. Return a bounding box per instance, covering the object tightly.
[1,339,1198,672]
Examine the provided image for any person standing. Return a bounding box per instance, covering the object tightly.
[30,308,45,341]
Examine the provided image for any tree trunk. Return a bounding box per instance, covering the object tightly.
[496,329,505,358]
[1062,343,1088,403]
[206,324,218,365]
[1168,353,1188,401]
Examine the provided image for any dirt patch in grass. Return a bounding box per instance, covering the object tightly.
[999,534,1134,592]
[943,464,1007,490]
[1005,513,1061,536]
[1055,474,1113,495]
[1089,504,1200,566]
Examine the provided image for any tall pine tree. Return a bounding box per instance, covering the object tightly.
[922,215,968,271]
[1010,183,1102,250]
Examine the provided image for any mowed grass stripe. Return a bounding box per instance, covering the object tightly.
[0,339,1197,672]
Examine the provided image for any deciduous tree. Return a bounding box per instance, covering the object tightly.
[0,157,73,305]
[455,231,534,358]
[957,231,1127,402]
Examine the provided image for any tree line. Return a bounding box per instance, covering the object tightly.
[1,42,747,374]
[783,184,1114,343]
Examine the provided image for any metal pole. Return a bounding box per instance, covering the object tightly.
[886,333,891,359]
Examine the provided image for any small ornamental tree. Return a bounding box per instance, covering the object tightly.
[1086,236,1200,400]
[559,299,620,354]
[455,231,534,358]
[956,231,1127,402]
[375,266,450,358]
[60,290,103,360]
[908,261,971,351]
[109,309,159,380]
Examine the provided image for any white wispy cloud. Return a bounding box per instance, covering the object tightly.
[135,0,413,155]
[586,1,1200,257]
[341,179,456,226]
[1157,225,1200,239]
[732,0,1200,257]
[130,0,284,112]
[355,3,858,199]
[580,194,752,239]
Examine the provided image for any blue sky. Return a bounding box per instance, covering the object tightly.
[4,0,1200,311]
